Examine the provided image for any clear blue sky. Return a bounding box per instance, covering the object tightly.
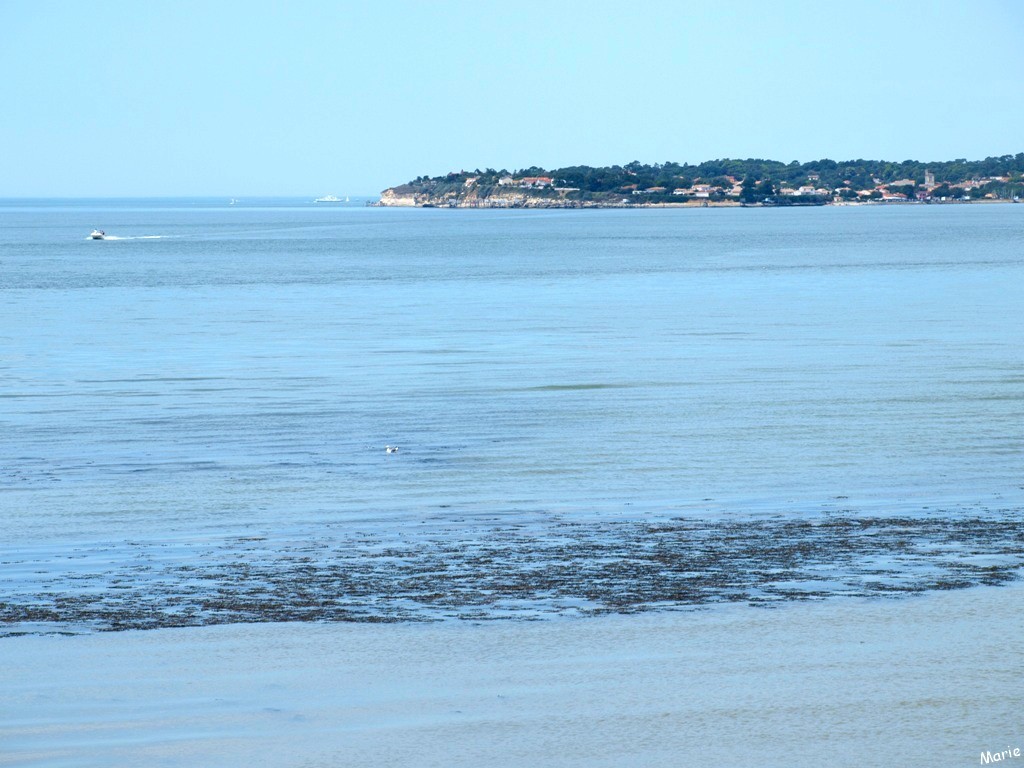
[2,0,1022,197]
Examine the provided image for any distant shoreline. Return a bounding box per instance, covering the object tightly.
[377,156,1024,208]
[370,197,1019,209]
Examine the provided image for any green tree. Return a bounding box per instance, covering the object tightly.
[740,175,758,204]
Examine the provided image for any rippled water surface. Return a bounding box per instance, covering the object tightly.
[2,200,1022,630]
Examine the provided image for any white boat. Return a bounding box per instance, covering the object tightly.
[314,195,343,203]
[89,230,105,240]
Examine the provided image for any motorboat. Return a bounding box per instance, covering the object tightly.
[90,230,106,240]
[314,195,343,203]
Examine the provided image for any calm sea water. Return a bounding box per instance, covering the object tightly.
[1,199,1023,626]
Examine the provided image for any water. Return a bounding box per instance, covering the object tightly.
[5,583,1022,767]
[2,199,1023,629]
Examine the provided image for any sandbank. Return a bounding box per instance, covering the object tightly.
[2,582,1020,767]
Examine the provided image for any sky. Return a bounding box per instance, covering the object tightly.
[2,0,1022,197]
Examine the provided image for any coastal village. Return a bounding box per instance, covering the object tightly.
[377,157,1024,208]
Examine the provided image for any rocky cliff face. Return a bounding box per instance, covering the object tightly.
[375,185,740,208]
[378,187,420,206]
[377,185,572,208]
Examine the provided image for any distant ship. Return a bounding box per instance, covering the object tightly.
[314,195,344,203]
[90,230,105,240]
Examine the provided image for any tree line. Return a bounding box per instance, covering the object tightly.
[403,154,1024,196]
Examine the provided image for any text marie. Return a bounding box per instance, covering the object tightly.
[982,747,1022,764]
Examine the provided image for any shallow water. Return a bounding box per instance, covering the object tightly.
[3,583,1022,767]
[2,200,1022,629]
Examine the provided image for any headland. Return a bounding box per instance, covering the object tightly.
[376,155,1024,208]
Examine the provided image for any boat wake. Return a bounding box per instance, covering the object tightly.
[84,234,167,241]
